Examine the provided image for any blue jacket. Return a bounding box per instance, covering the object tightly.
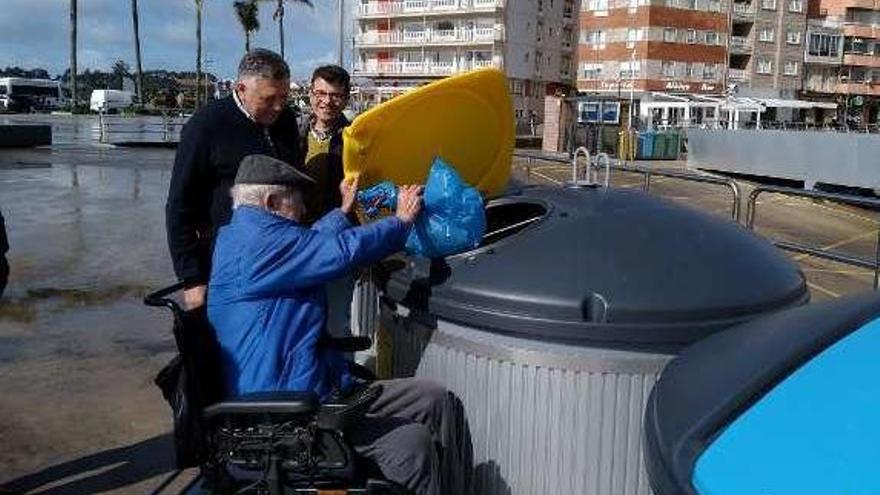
[207,205,409,401]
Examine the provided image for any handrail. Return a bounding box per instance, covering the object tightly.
[746,184,880,289]
[571,146,590,184]
[512,151,742,221]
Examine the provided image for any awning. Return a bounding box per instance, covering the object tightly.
[755,98,837,110]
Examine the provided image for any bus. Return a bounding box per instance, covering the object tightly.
[0,77,64,112]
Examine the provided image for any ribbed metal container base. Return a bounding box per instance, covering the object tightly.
[384,305,672,495]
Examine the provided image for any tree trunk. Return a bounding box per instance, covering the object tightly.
[70,0,78,108]
[246,32,251,53]
[132,0,144,108]
[196,0,203,109]
[278,0,285,61]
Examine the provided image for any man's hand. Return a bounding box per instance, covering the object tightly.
[395,185,424,225]
[340,176,359,215]
[183,284,207,310]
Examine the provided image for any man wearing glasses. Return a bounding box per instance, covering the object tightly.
[299,64,352,224]
[299,65,357,343]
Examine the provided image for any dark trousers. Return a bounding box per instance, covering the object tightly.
[350,379,473,495]
[0,255,8,298]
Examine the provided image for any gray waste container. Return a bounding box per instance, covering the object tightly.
[376,185,807,495]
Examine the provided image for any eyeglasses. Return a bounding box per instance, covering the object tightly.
[311,90,347,103]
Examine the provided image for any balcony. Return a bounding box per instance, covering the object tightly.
[358,0,503,17]
[356,27,500,46]
[835,81,880,96]
[729,36,753,54]
[728,68,750,82]
[354,59,499,76]
[732,2,755,22]
[843,53,880,68]
[842,23,875,39]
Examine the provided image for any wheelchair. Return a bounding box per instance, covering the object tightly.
[145,282,407,495]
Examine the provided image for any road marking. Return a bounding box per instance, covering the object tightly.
[529,170,563,185]
[802,268,874,276]
[791,229,878,262]
[807,281,841,298]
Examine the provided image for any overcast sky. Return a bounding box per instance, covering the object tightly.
[0,0,356,81]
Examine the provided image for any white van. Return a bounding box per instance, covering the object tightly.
[90,89,135,113]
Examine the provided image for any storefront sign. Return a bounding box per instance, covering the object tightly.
[665,81,691,91]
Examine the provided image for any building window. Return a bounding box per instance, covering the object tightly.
[784,60,799,75]
[685,62,695,78]
[756,58,773,74]
[808,32,841,57]
[509,80,524,95]
[662,61,676,78]
[664,27,678,43]
[665,0,679,7]
[628,0,639,12]
[708,0,722,11]
[687,29,697,44]
[759,28,775,42]
[786,31,801,44]
[587,30,606,49]
[626,28,638,48]
[788,0,802,11]
[703,63,716,80]
[582,63,603,79]
[844,37,869,54]
[705,31,719,45]
[685,0,697,9]
[619,60,641,79]
[761,0,776,9]
[587,0,609,14]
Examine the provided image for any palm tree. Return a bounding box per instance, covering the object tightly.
[69,0,77,108]
[258,0,313,62]
[131,0,144,108]
[194,0,203,109]
[234,1,260,53]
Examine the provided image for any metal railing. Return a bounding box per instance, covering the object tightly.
[746,185,880,288]
[513,151,742,221]
[97,112,187,144]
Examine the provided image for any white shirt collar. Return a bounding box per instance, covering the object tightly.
[233,89,257,122]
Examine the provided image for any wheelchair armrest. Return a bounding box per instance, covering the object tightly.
[203,391,320,419]
[320,335,373,353]
[317,384,382,432]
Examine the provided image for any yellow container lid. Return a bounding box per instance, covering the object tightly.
[342,68,514,198]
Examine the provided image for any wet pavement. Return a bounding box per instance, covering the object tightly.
[1,114,878,494]
[1,114,185,494]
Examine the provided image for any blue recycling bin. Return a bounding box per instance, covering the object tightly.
[638,130,655,159]
[644,293,880,495]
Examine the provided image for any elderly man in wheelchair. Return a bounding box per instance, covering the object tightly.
[150,155,472,495]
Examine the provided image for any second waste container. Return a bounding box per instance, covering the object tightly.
[644,293,880,495]
[375,185,808,495]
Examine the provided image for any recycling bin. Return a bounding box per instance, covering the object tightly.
[644,293,880,495]
[375,185,808,495]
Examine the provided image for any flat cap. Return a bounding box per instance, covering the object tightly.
[235,154,316,187]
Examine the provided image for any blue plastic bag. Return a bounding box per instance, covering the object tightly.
[356,157,486,258]
[408,157,486,257]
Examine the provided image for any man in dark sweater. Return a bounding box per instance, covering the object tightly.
[166,49,301,309]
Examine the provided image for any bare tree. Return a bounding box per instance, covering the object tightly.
[131,0,145,107]
[194,0,204,108]
[70,0,78,107]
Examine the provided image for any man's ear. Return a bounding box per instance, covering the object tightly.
[264,192,278,211]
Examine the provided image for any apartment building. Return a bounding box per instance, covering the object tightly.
[728,0,807,97]
[802,0,879,124]
[353,0,578,127]
[577,0,729,99]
